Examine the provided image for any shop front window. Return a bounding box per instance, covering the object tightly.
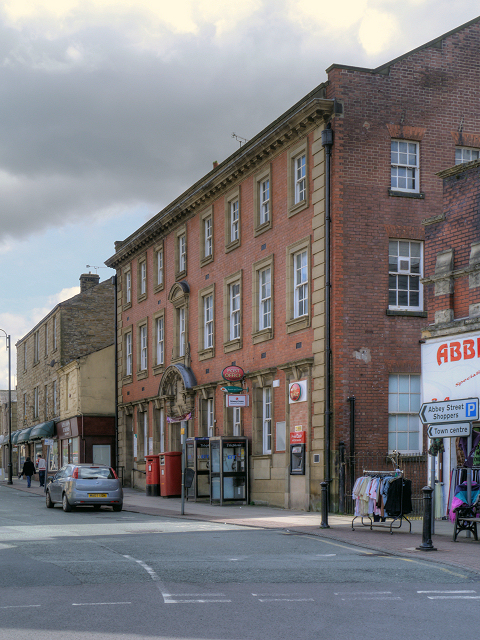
[49,441,59,471]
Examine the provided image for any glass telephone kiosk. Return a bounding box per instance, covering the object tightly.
[186,437,210,501]
[209,436,248,505]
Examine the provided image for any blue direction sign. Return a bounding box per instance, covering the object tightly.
[419,398,479,425]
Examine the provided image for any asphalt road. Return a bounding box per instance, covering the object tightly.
[1,486,479,640]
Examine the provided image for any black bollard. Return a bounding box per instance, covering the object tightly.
[320,481,330,529]
[416,486,437,551]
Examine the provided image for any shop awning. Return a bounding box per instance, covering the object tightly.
[11,430,21,445]
[29,420,55,441]
[17,427,34,443]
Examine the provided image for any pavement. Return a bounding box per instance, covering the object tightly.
[3,477,480,576]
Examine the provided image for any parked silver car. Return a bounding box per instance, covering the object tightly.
[46,464,123,512]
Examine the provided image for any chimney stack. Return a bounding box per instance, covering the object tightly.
[80,273,100,292]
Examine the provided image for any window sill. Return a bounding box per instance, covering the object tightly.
[137,293,147,304]
[388,189,425,199]
[198,347,215,361]
[252,327,274,344]
[200,254,214,267]
[175,269,187,281]
[153,283,164,294]
[122,375,133,386]
[288,199,307,218]
[152,364,165,376]
[254,220,272,237]
[225,239,240,254]
[224,338,242,354]
[386,309,427,317]
[136,369,148,381]
[286,315,310,334]
[123,301,132,311]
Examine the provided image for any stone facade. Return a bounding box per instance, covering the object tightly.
[0,389,17,477]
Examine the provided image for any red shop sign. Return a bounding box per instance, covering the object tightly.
[222,365,245,383]
[290,431,306,444]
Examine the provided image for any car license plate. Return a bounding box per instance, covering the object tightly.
[88,493,108,498]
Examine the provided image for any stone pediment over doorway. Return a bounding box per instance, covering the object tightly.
[158,364,197,419]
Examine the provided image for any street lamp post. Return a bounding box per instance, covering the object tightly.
[0,330,13,484]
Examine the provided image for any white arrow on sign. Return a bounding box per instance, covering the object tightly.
[419,397,479,424]
[427,423,472,438]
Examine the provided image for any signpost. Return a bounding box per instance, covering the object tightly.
[427,423,471,438]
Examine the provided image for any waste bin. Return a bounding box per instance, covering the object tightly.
[145,454,160,496]
[159,452,182,497]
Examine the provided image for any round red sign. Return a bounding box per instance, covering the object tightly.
[222,365,245,382]
[290,383,302,402]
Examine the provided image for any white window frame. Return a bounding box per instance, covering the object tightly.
[388,374,421,453]
[140,325,148,371]
[143,411,148,458]
[204,216,213,258]
[229,283,240,340]
[230,200,239,242]
[207,398,214,437]
[125,332,132,376]
[390,140,419,193]
[293,250,308,318]
[44,384,48,419]
[262,387,272,454]
[204,294,214,349]
[179,307,186,357]
[388,240,423,311]
[156,317,164,366]
[233,407,241,436]
[126,271,132,304]
[140,261,147,295]
[294,154,306,204]
[179,234,186,273]
[156,249,163,287]
[455,146,480,165]
[34,331,40,363]
[259,267,272,330]
[260,178,270,225]
[53,380,57,415]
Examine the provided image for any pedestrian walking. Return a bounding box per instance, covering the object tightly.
[37,454,46,487]
[21,457,36,488]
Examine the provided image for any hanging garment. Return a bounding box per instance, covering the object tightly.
[384,477,412,516]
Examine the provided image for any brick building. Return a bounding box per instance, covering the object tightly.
[0,389,17,479]
[14,274,115,475]
[106,17,480,510]
[421,159,480,516]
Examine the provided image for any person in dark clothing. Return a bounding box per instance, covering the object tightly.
[21,457,36,488]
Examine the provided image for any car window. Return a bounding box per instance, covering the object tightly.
[77,467,116,480]
[55,466,67,479]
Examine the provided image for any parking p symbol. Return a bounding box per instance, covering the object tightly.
[466,401,477,418]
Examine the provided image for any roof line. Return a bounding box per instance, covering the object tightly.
[326,15,480,75]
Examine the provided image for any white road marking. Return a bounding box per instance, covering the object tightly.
[0,605,41,609]
[417,590,476,594]
[252,593,290,597]
[258,598,315,602]
[316,554,336,557]
[334,591,392,595]
[72,602,132,606]
[343,597,402,601]
[427,596,480,600]
[123,554,231,604]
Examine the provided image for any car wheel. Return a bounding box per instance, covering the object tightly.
[112,504,122,512]
[62,494,73,512]
[46,491,54,508]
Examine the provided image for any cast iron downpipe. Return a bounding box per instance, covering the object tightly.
[321,124,333,507]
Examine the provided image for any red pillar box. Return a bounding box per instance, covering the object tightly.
[159,452,182,497]
[145,454,160,497]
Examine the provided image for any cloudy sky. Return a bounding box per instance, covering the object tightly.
[0,0,478,389]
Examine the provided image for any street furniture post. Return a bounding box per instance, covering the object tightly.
[416,486,437,551]
[320,481,330,529]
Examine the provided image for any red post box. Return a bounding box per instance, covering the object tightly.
[145,454,160,496]
[159,452,182,497]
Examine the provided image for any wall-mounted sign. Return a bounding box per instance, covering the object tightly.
[289,380,307,404]
[57,420,72,438]
[222,365,245,383]
[290,431,306,444]
[221,385,244,393]
[227,395,249,407]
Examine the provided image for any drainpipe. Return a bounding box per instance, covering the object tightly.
[112,275,119,473]
[321,123,333,505]
[347,396,355,492]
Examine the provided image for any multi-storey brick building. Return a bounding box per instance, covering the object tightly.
[106,17,480,510]
[14,274,115,475]
[421,159,480,515]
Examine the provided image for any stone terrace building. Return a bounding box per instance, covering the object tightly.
[106,17,480,510]
[14,274,115,475]
[0,390,17,478]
